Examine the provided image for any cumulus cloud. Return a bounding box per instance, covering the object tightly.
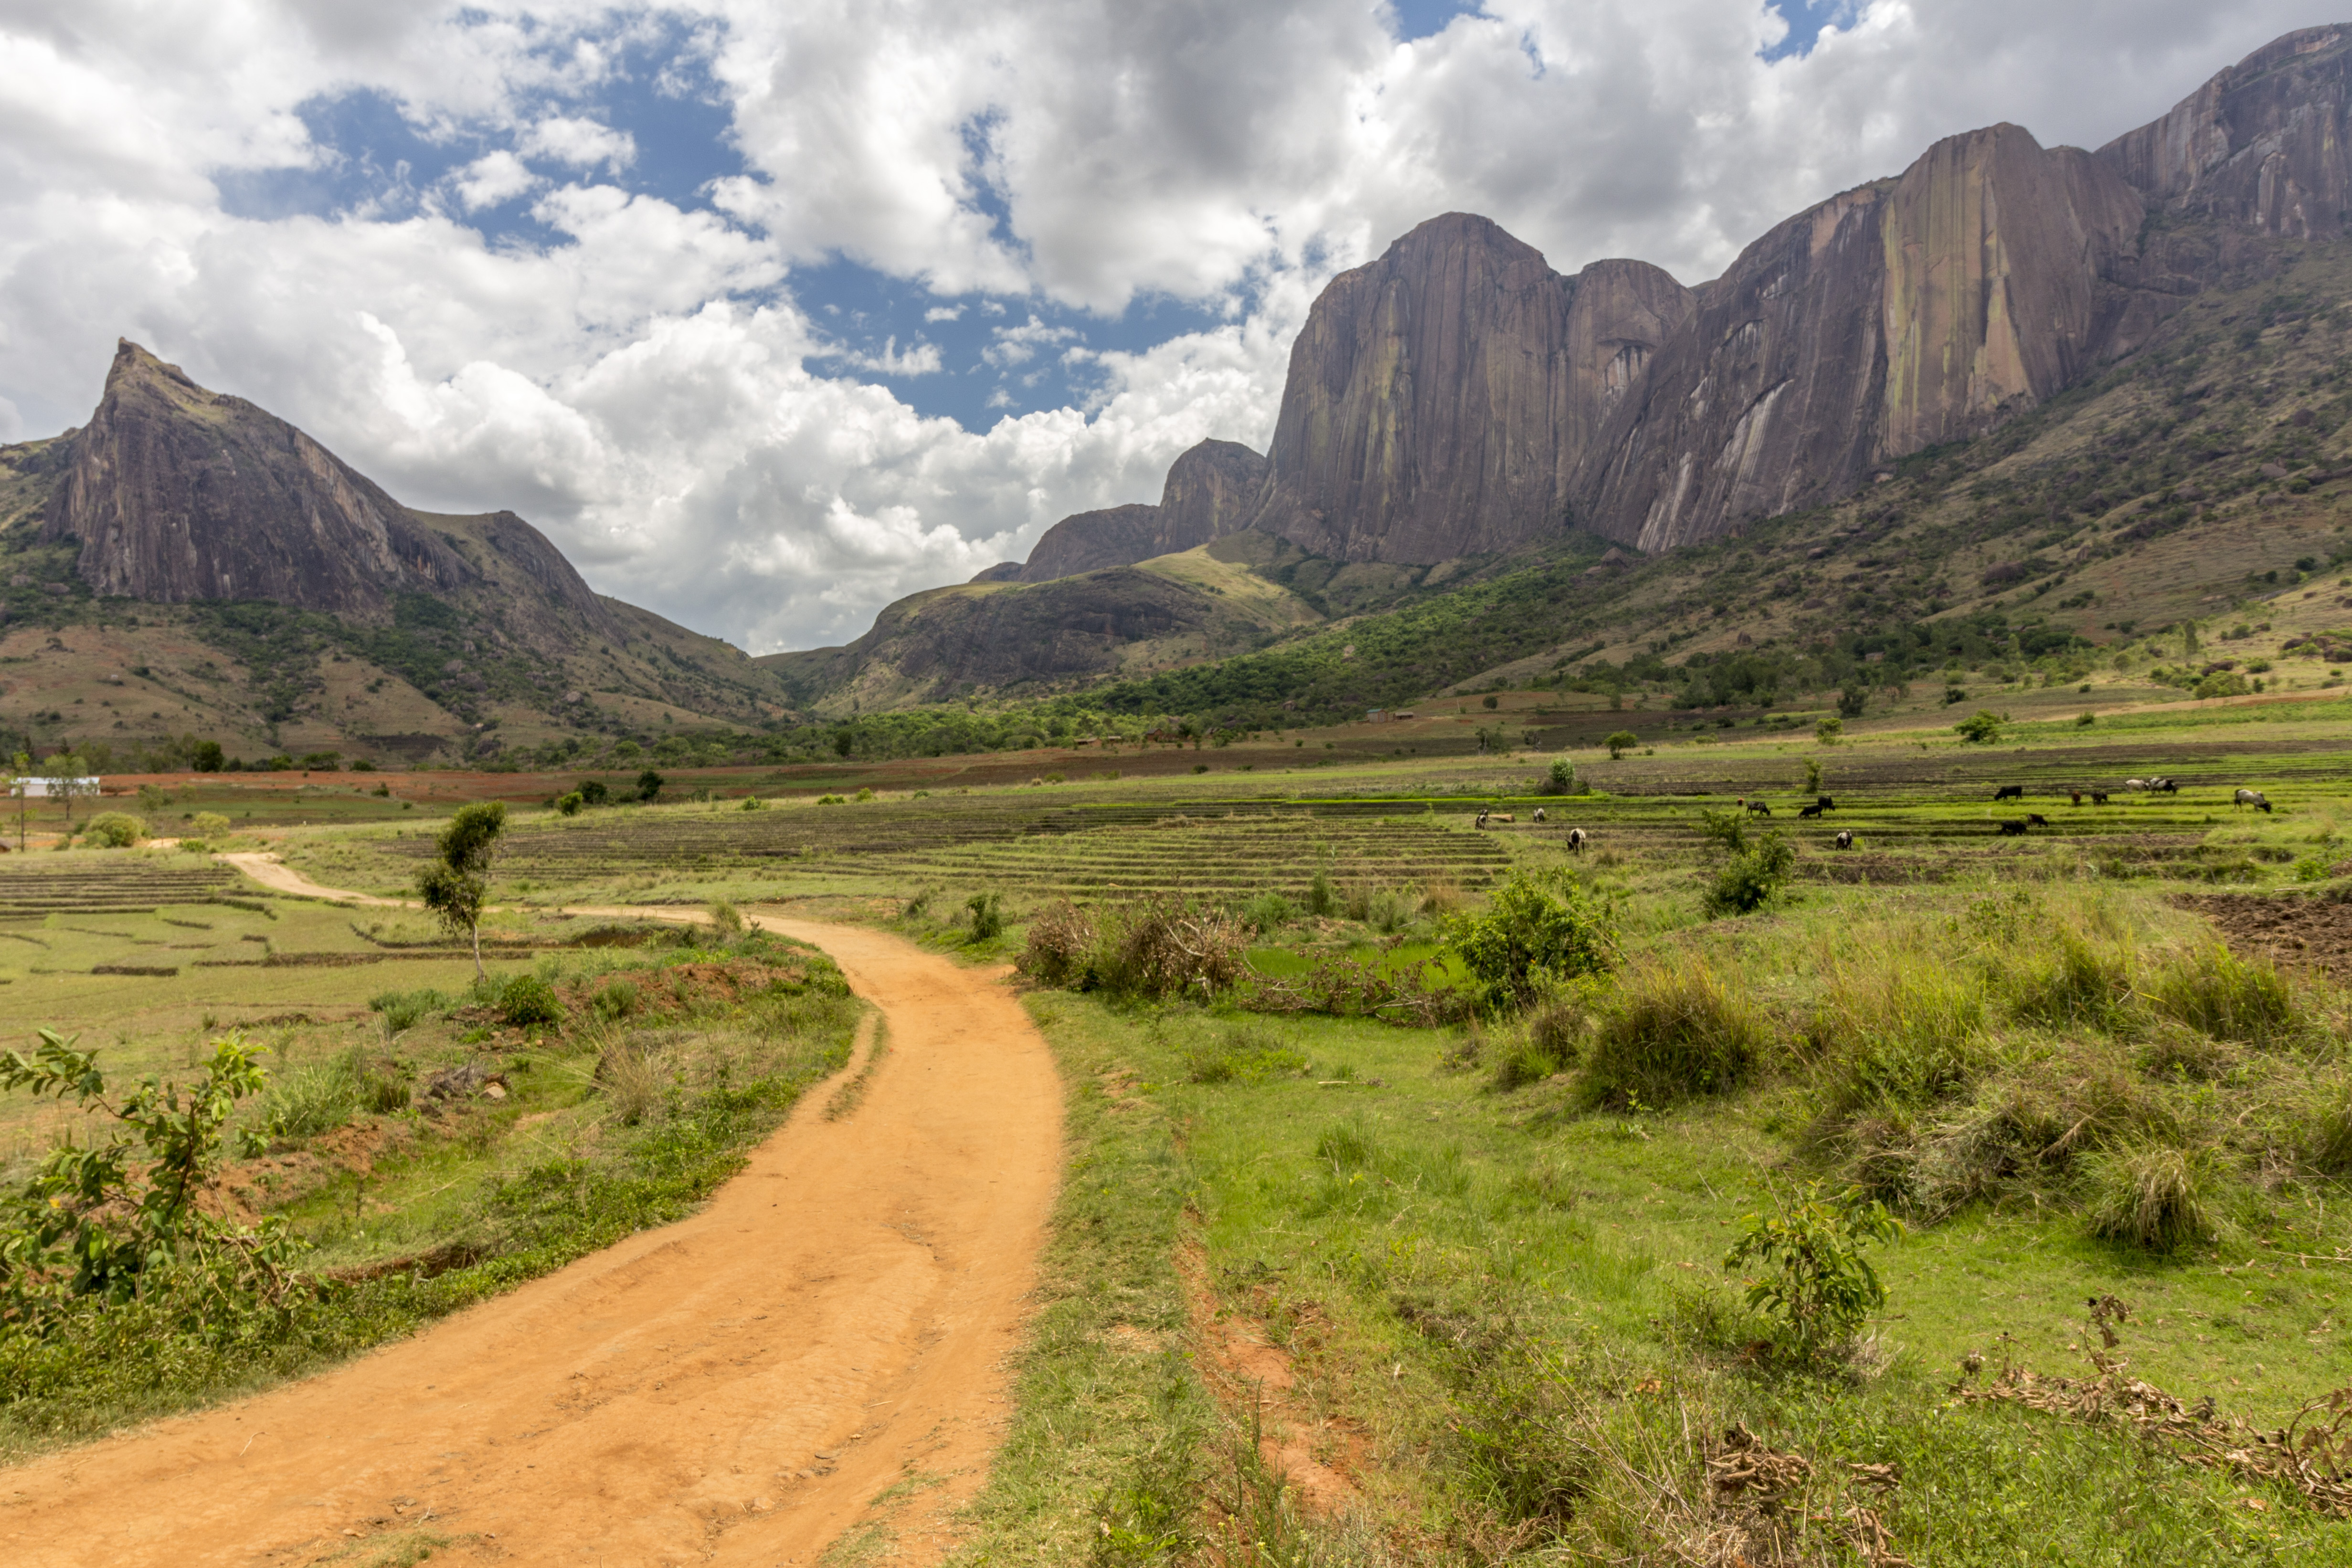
[0,0,2330,654]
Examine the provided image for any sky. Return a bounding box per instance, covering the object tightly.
[0,0,2333,653]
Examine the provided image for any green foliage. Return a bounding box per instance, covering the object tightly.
[418,801,504,976]
[707,900,745,933]
[1240,890,1294,934]
[0,1029,304,1321]
[2147,943,2300,1046]
[967,891,1004,942]
[1603,729,1638,759]
[575,779,609,806]
[1703,832,1794,917]
[1305,858,1338,918]
[2194,671,2251,700]
[497,975,564,1028]
[189,811,231,840]
[368,987,450,1032]
[1441,872,1618,1009]
[1183,1024,1309,1085]
[1953,709,2005,743]
[554,791,583,816]
[1697,807,1748,854]
[1583,958,1772,1104]
[1813,718,1842,746]
[636,768,665,801]
[2076,710,2097,727]
[1537,758,1578,795]
[261,1050,371,1138]
[79,812,145,848]
[592,979,643,1020]
[1724,1181,1901,1355]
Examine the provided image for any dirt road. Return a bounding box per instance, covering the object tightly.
[0,869,1063,1567]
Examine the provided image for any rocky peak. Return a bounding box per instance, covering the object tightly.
[1014,437,1268,583]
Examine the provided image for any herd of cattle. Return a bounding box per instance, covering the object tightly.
[1475,777,2276,851]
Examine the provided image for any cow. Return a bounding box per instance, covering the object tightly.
[2090,791,2110,805]
[1798,803,1824,818]
[1532,806,1547,823]
[2026,813,2049,827]
[1993,784,2024,802]
[1998,819,2029,836]
[2069,791,2083,806]
[2151,777,2180,794]
[1833,829,1854,849]
[1567,827,1589,853]
[2235,788,2273,814]
[1817,795,1836,813]
[1747,800,1774,817]
[2125,778,2147,792]
[1474,809,1489,829]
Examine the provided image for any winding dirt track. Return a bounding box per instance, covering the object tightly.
[0,861,1063,1566]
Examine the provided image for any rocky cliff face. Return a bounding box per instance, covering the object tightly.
[1249,214,1690,564]
[1576,125,2152,550]
[41,340,624,649]
[1015,438,1268,582]
[2099,25,2352,238]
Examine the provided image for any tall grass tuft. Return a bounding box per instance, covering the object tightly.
[1806,954,1991,1127]
[369,987,451,1033]
[2005,929,2137,1033]
[2081,1140,2220,1251]
[2147,943,2300,1046]
[1581,955,1773,1105]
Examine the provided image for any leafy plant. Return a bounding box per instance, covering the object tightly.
[80,812,145,848]
[1442,871,1617,1009]
[498,974,564,1028]
[966,891,1004,942]
[707,900,745,933]
[1723,1181,1901,1355]
[369,986,450,1032]
[1603,729,1639,760]
[554,791,584,816]
[1704,833,1794,917]
[1814,718,1843,746]
[0,1028,304,1318]
[636,768,665,801]
[1537,758,1578,795]
[189,811,231,839]
[1953,709,2004,743]
[417,801,504,979]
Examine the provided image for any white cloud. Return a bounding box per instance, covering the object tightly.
[0,0,2329,654]
[923,304,963,322]
[519,114,637,170]
[451,149,540,210]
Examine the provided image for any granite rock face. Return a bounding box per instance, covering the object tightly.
[43,341,621,645]
[1575,125,2149,550]
[1015,438,1267,583]
[2098,25,2352,239]
[1249,213,1691,564]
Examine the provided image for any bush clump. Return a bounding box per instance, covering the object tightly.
[1018,895,1249,1001]
[1582,957,1774,1105]
[1443,871,1617,1010]
[189,811,231,840]
[80,812,145,848]
[2081,1140,2220,1251]
[498,974,564,1028]
[2147,944,2300,1046]
[1703,833,1794,917]
[368,987,451,1032]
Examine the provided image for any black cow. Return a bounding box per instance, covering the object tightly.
[1998,819,2029,836]
[2089,791,2110,805]
[1798,803,1824,818]
[1993,784,2024,802]
[1816,795,1836,813]
[2026,813,2049,827]
[1746,800,1773,817]
[2151,777,2180,794]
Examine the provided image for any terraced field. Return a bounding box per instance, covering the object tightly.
[0,862,243,914]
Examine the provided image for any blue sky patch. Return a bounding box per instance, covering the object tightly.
[1760,0,1860,62]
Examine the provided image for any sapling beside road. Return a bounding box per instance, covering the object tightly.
[418,800,506,979]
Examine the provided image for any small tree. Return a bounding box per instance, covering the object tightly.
[1725,1182,1902,1358]
[636,769,665,802]
[1442,871,1618,1010]
[1603,729,1639,760]
[42,753,97,834]
[1836,687,1868,719]
[1538,758,1577,796]
[1802,757,1823,793]
[418,801,505,979]
[1814,717,1843,746]
[1953,709,2004,744]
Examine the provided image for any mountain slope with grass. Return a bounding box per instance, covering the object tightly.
[0,343,797,768]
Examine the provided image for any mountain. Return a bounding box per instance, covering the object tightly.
[758,546,1319,715]
[1012,438,1269,583]
[1,342,791,766]
[1247,214,1691,563]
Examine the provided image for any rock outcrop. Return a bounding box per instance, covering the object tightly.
[1248,213,1692,564]
[2098,25,2352,239]
[41,340,624,647]
[1015,438,1268,582]
[1575,125,2148,550]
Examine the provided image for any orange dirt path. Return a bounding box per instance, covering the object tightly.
[0,871,1063,1567]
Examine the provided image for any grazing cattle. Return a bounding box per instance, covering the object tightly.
[1817,795,1836,813]
[1998,819,2029,836]
[2090,791,2110,805]
[1747,800,1773,816]
[1474,809,1489,829]
[1993,784,2024,802]
[1532,806,1546,823]
[2026,813,2049,827]
[1567,827,1589,853]
[2235,788,2273,814]
[1799,803,1824,818]
[2125,778,2147,792]
[2154,778,2180,794]
[2069,791,2083,806]
[1833,829,1854,850]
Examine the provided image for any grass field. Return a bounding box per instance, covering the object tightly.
[7,693,2352,1558]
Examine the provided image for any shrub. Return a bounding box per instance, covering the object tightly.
[2081,1140,2219,1251]
[2194,671,2250,700]
[1814,718,1843,746]
[1807,957,1990,1126]
[554,792,584,816]
[1953,709,2004,743]
[965,891,1004,942]
[498,975,564,1028]
[1443,872,1618,1008]
[592,978,643,1021]
[2005,928,2136,1032]
[1537,758,1578,795]
[367,987,451,1032]
[189,811,231,839]
[707,900,745,933]
[1018,899,1098,985]
[81,812,144,848]
[1723,1182,1901,1355]
[740,795,765,811]
[1583,958,1772,1104]
[2147,943,2299,1045]
[1241,890,1293,934]
[1603,729,1638,759]
[1703,834,1794,917]
[262,1053,362,1139]
[636,769,664,801]
[1094,896,1249,999]
[1491,1037,1568,1091]
[1305,859,1338,918]
[856,786,876,802]
[2075,711,2097,728]
[1697,807,1748,854]
[576,779,610,806]
[1482,694,1500,710]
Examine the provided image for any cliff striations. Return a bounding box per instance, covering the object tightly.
[1249,213,1691,564]
[1016,438,1268,583]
